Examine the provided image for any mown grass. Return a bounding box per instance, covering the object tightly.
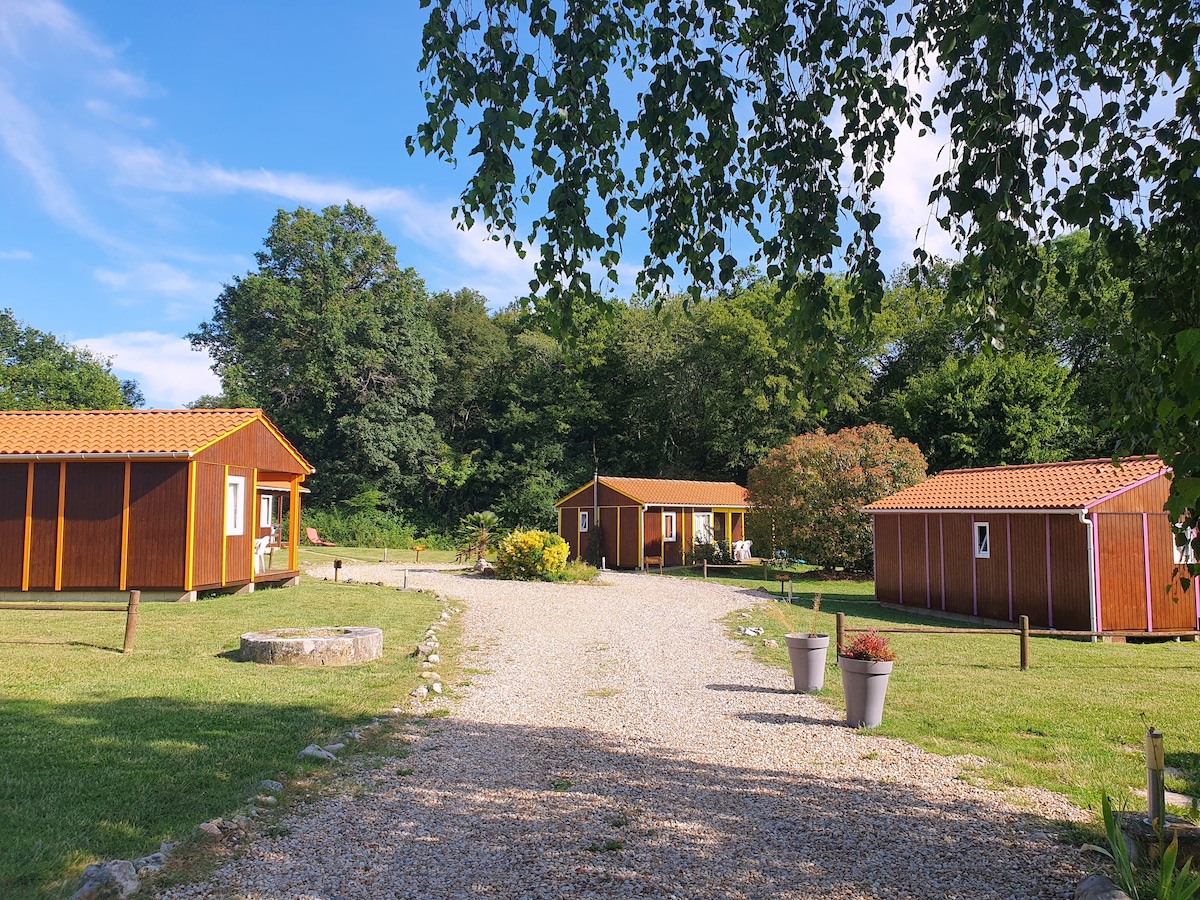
[685,568,1200,816]
[298,545,465,566]
[0,578,441,898]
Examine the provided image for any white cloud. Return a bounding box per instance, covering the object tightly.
[876,124,958,265]
[94,262,218,301]
[77,331,220,408]
[107,146,537,305]
[0,249,33,260]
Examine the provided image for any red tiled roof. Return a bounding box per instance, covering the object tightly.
[862,457,1167,512]
[0,409,306,464]
[562,476,748,508]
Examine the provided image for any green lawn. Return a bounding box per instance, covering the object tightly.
[0,578,440,898]
[681,568,1200,816]
[299,545,465,566]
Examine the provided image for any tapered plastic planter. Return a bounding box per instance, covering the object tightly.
[838,656,893,728]
[783,634,829,692]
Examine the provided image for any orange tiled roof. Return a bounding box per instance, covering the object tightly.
[594,476,749,508]
[862,457,1167,512]
[0,408,287,457]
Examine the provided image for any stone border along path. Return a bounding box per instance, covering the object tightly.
[160,566,1090,900]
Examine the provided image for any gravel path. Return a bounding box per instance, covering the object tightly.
[161,566,1089,899]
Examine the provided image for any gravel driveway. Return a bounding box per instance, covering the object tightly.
[161,567,1089,899]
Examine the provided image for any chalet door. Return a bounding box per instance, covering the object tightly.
[694,512,713,544]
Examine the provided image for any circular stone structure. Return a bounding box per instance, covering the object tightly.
[239,627,383,667]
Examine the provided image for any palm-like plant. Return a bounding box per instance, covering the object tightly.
[456,511,502,563]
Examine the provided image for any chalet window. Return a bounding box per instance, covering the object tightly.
[579,510,589,532]
[226,476,246,536]
[1175,527,1198,565]
[260,494,277,528]
[973,521,990,559]
[664,512,678,542]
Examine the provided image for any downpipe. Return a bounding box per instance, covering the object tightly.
[1079,510,1098,640]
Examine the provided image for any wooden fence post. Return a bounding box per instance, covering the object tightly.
[762,561,768,581]
[836,612,845,657]
[1019,615,1030,670]
[703,560,708,579]
[122,590,140,654]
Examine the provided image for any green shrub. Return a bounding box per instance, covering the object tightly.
[495,529,570,580]
[299,507,416,548]
[555,560,599,583]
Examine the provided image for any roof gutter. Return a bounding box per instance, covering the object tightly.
[0,452,194,461]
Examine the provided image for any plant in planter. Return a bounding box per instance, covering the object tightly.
[838,630,896,728]
[783,595,828,693]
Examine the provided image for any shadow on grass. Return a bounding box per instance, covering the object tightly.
[0,639,123,653]
[168,719,1089,898]
[0,695,361,899]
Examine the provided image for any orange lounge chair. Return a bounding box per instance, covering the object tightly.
[306,527,335,546]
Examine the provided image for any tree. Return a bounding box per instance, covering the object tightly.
[414,0,1200,557]
[747,425,926,571]
[879,351,1077,472]
[1,309,142,410]
[189,204,442,506]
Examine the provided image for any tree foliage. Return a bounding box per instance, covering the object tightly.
[414,0,1200,555]
[747,424,927,570]
[0,309,142,410]
[189,204,442,507]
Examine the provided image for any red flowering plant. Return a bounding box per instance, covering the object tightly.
[842,630,896,662]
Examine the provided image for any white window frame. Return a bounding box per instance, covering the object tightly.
[226,475,246,537]
[579,510,589,533]
[973,521,990,559]
[259,494,276,529]
[663,511,678,542]
[694,512,713,544]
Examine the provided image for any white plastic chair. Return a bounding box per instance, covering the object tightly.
[254,536,272,574]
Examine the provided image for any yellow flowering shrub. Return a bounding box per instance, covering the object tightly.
[495,529,570,580]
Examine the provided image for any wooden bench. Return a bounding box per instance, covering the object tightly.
[644,555,663,574]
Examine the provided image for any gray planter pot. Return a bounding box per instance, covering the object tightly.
[838,656,893,728]
[783,634,829,692]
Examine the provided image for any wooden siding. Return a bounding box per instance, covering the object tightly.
[940,514,974,616]
[619,506,640,567]
[194,419,308,474]
[1092,474,1169,514]
[126,462,188,589]
[192,463,225,588]
[873,514,900,604]
[927,515,945,610]
[971,514,1008,620]
[1097,512,1149,631]
[1009,515,1050,627]
[899,515,927,607]
[643,510,662,563]
[1048,515,1092,630]
[27,463,60,590]
[60,462,124,589]
[1147,513,1197,630]
[0,464,27,588]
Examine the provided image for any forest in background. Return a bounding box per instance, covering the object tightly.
[2,202,1140,548]
[180,203,1139,543]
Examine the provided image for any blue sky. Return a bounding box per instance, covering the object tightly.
[0,0,953,408]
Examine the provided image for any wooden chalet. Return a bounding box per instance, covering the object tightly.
[0,409,313,602]
[863,457,1197,633]
[556,476,749,569]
